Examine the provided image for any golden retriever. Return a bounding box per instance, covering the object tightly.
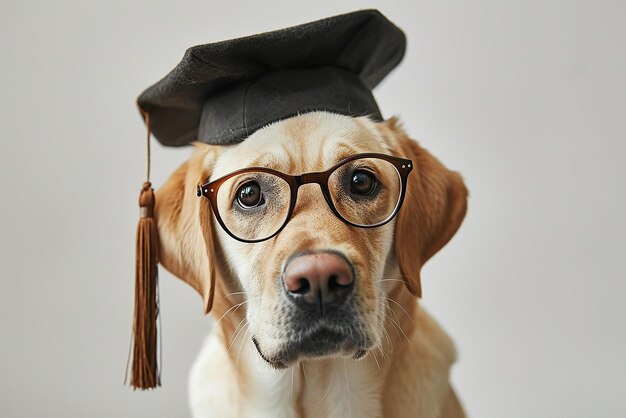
[155,111,468,417]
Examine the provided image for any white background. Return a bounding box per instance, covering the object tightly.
[1,1,625,417]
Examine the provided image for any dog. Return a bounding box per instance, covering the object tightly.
[155,111,468,417]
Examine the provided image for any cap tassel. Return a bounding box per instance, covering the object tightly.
[128,111,161,389]
[130,182,160,389]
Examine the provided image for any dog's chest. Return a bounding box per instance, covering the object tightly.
[243,357,383,418]
[298,359,383,418]
[190,332,384,418]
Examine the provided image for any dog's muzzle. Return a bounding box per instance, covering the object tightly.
[251,251,371,368]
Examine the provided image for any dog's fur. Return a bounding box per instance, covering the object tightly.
[155,112,468,417]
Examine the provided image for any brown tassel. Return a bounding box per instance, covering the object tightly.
[130,182,161,389]
[127,110,161,389]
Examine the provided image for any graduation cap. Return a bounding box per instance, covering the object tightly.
[129,9,406,389]
[137,9,405,146]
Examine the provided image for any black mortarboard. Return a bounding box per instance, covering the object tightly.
[137,9,406,146]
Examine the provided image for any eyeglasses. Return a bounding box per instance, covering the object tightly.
[197,153,413,243]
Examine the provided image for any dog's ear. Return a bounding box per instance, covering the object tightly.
[155,144,220,314]
[379,118,468,297]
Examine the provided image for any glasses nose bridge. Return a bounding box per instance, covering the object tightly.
[295,171,327,187]
[292,171,333,208]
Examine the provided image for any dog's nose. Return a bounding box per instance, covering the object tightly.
[283,252,354,313]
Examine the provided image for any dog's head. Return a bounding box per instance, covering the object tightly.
[156,112,467,368]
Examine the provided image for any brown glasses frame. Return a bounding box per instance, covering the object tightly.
[197,153,414,243]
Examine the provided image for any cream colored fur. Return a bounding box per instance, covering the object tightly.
[155,112,468,417]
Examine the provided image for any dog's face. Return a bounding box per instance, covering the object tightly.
[209,113,398,366]
[156,111,467,368]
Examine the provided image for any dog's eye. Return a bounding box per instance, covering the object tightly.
[236,181,265,208]
[350,170,377,195]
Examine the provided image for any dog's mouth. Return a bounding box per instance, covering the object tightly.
[252,324,370,369]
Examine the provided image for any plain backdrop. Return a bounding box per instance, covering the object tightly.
[1,1,625,417]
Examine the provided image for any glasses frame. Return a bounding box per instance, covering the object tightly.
[197,153,414,243]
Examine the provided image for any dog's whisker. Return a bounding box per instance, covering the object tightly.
[384,296,414,322]
[343,359,352,417]
[227,317,249,353]
[372,344,385,364]
[386,272,421,285]
[301,361,309,387]
[222,291,248,299]
[387,311,410,344]
[378,344,391,362]
[378,278,406,284]
[379,323,393,354]
[386,314,403,340]
[235,326,251,370]
[387,298,400,325]
[369,349,381,371]
[379,344,389,362]
[290,364,294,401]
[374,288,397,351]
[319,362,334,402]
[213,300,248,330]
[375,316,393,351]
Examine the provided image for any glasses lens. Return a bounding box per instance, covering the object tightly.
[328,157,402,227]
[215,171,291,241]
